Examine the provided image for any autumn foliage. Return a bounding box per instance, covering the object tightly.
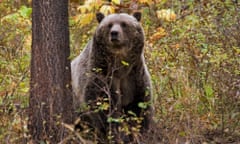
[0,0,239,143]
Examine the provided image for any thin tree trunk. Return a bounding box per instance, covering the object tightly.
[29,0,73,143]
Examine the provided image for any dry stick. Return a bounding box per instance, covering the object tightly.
[61,122,88,144]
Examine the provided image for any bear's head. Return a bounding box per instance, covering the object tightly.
[94,12,145,56]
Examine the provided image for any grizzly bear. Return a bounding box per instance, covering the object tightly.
[71,12,152,142]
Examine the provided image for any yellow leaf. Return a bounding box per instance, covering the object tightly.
[157,9,176,22]
[100,5,115,15]
[112,0,121,5]
[85,0,102,5]
[121,60,129,66]
[171,43,180,49]
[139,0,153,5]
[79,13,94,27]
[77,5,90,13]
[150,27,167,42]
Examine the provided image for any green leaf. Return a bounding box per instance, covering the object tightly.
[19,6,32,18]
[127,110,137,116]
[39,141,46,144]
[1,13,19,23]
[92,67,102,73]
[107,117,124,123]
[99,102,109,111]
[204,84,214,98]
[179,131,186,137]
[138,102,148,109]
[121,60,129,66]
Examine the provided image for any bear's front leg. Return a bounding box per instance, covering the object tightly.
[133,78,153,132]
[83,78,109,141]
[84,78,125,143]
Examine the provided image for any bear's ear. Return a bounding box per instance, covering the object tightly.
[96,12,105,23]
[133,12,141,22]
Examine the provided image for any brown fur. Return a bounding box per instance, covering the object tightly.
[71,12,153,142]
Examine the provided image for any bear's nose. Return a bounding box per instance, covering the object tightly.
[110,31,119,41]
[111,31,118,37]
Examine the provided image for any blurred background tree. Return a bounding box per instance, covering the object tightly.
[0,0,239,143]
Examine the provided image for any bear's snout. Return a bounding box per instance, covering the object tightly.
[109,24,123,43]
[110,31,119,42]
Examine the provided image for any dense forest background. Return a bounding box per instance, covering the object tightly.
[0,0,239,143]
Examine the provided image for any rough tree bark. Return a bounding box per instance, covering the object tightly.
[29,0,73,143]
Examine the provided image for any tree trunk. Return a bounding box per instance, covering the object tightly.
[29,0,73,143]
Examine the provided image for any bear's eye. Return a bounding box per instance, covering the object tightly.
[108,23,113,28]
[120,22,127,28]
